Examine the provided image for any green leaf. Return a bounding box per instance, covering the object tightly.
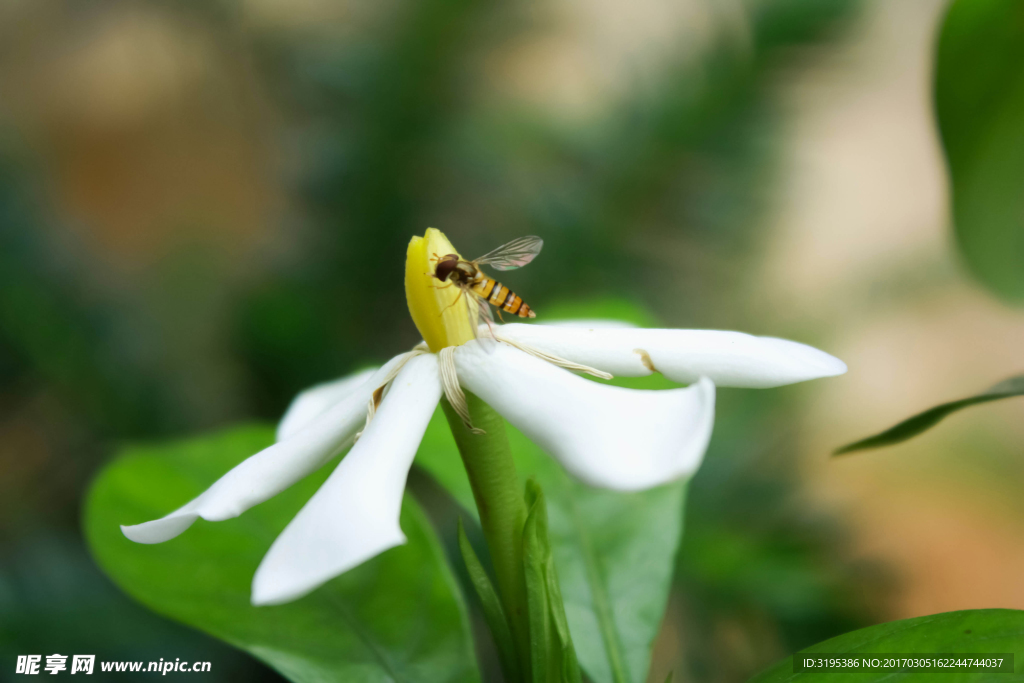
[522,480,582,683]
[457,519,522,682]
[523,482,558,683]
[935,0,1024,303]
[546,564,572,648]
[546,557,583,683]
[84,424,479,683]
[417,381,686,683]
[835,375,1024,454]
[748,609,1024,682]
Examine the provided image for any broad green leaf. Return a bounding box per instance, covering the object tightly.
[935,0,1024,303]
[749,609,1024,682]
[417,376,686,683]
[85,425,478,683]
[835,375,1024,454]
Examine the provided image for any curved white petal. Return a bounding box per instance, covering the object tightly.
[455,341,715,491]
[251,353,441,606]
[121,353,413,545]
[494,323,846,388]
[277,367,377,442]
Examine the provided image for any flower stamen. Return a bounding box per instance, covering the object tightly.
[439,336,612,435]
[356,345,429,440]
[439,346,485,434]
[492,333,613,380]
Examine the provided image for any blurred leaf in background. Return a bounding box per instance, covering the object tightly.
[935,0,1024,304]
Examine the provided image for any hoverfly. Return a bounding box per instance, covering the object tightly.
[431,235,543,337]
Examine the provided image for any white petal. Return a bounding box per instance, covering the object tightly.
[277,367,377,442]
[251,353,441,606]
[494,323,846,388]
[455,342,715,491]
[121,353,413,545]
[538,319,638,329]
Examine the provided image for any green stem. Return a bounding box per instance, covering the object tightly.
[441,393,531,679]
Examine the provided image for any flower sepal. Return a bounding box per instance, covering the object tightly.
[523,479,582,683]
[457,477,582,683]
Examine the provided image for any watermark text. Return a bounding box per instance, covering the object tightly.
[16,655,211,675]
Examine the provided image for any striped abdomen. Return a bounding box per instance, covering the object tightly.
[471,277,535,318]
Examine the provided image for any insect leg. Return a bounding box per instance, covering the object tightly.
[472,295,499,351]
[439,287,465,315]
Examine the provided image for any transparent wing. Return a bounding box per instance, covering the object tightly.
[469,291,498,351]
[472,236,543,271]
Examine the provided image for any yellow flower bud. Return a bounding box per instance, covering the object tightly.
[405,228,477,352]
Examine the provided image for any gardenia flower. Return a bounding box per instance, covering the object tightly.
[121,228,846,606]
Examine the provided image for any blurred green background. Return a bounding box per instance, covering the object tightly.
[3,0,1024,680]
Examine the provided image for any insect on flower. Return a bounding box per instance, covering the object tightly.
[431,236,542,334]
[120,228,848,606]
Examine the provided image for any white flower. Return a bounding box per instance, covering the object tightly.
[121,229,845,606]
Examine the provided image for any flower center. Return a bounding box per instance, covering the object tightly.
[405,228,478,353]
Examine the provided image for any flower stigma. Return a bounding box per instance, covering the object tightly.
[406,228,477,352]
